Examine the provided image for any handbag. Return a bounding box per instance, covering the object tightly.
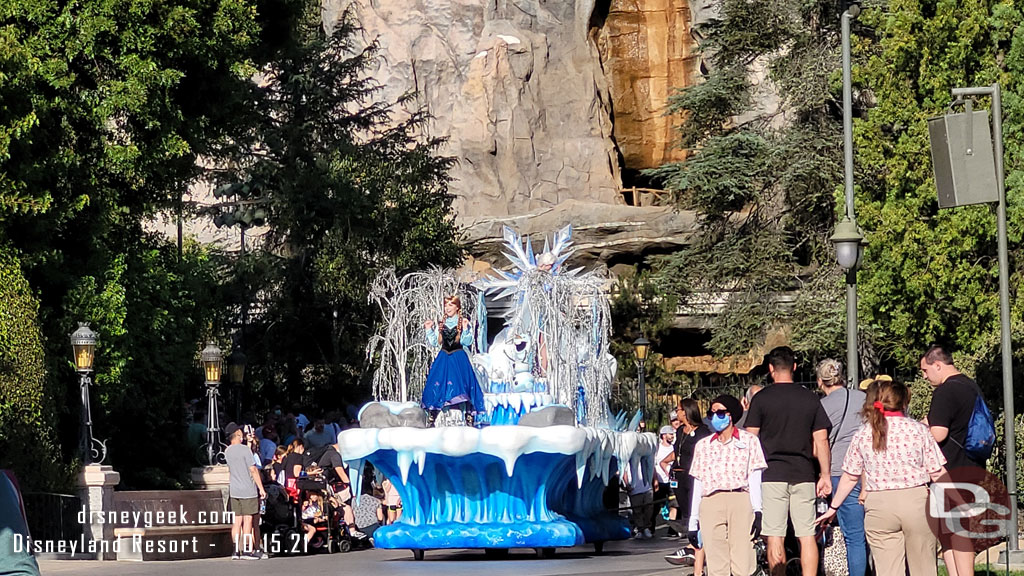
[823,525,848,576]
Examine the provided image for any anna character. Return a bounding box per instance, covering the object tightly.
[422,295,485,426]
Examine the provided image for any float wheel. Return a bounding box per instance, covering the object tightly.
[536,547,556,558]
[412,549,425,561]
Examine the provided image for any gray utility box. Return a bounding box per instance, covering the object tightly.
[928,110,999,208]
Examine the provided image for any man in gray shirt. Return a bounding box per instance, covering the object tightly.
[816,360,867,576]
[224,422,265,560]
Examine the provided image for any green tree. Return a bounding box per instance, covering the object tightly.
[0,245,65,490]
[853,0,1024,390]
[647,0,847,359]
[1,0,259,484]
[213,5,462,404]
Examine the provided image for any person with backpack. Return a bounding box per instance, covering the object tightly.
[816,378,949,576]
[920,344,995,576]
[817,359,868,576]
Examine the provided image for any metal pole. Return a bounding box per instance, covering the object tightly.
[950,83,1017,552]
[80,374,92,465]
[991,84,1017,551]
[842,11,855,220]
[638,362,647,423]
[842,9,860,388]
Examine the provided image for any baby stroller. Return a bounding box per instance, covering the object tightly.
[296,473,370,553]
[751,523,829,576]
[260,483,306,556]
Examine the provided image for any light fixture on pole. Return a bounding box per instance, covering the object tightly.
[227,348,247,423]
[71,323,106,465]
[838,0,863,389]
[632,337,651,424]
[200,342,225,466]
[830,218,865,389]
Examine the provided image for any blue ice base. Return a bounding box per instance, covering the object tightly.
[374,520,583,549]
[360,446,631,550]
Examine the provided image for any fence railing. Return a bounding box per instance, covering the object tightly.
[22,492,83,545]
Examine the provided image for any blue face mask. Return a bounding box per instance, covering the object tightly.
[710,413,731,432]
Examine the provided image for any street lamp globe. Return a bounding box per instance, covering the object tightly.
[632,337,651,365]
[71,323,98,373]
[227,349,247,386]
[830,217,865,271]
[201,342,223,383]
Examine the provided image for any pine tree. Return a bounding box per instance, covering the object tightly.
[647,0,849,359]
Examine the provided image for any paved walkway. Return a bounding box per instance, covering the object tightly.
[39,537,690,576]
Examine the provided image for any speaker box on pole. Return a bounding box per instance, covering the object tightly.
[927,110,998,208]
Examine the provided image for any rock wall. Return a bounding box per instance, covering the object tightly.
[593,0,698,172]
[323,0,624,220]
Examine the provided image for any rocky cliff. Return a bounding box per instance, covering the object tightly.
[325,0,623,219]
[323,0,705,261]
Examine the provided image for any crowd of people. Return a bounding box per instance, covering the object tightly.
[655,345,990,576]
[219,407,402,560]
[212,343,990,572]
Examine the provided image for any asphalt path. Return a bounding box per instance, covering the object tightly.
[39,537,691,576]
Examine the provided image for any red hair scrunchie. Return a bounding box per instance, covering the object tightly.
[873,401,884,411]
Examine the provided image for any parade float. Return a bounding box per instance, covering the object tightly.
[339,225,657,559]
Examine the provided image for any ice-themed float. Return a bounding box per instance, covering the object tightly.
[341,225,656,559]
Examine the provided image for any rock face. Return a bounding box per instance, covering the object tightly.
[594,0,698,172]
[324,0,624,219]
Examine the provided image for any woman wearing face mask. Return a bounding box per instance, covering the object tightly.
[688,395,767,576]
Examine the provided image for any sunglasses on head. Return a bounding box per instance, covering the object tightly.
[707,409,730,419]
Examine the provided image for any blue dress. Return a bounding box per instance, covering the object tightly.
[421,318,484,415]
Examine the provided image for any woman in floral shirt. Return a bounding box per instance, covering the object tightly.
[816,378,949,576]
[688,394,768,576]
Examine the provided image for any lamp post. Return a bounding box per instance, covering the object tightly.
[835,0,863,388]
[201,342,225,465]
[227,348,247,423]
[830,218,865,387]
[633,337,651,424]
[71,323,106,465]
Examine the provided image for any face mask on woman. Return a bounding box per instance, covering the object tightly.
[710,413,731,432]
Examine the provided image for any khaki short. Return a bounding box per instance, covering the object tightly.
[229,497,259,516]
[762,482,816,538]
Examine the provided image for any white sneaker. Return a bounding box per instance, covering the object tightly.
[643,528,653,539]
[665,548,696,566]
[231,552,242,560]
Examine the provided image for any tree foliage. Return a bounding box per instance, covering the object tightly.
[647,0,847,358]
[0,245,66,490]
[0,0,462,485]
[214,6,463,405]
[853,0,1024,387]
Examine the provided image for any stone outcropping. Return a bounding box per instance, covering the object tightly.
[464,199,698,266]
[594,0,698,171]
[325,0,624,219]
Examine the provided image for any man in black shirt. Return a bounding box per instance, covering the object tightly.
[920,344,985,576]
[745,346,831,576]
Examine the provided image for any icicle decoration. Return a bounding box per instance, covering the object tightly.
[473,225,613,426]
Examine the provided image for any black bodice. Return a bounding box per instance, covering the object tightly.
[440,323,462,352]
